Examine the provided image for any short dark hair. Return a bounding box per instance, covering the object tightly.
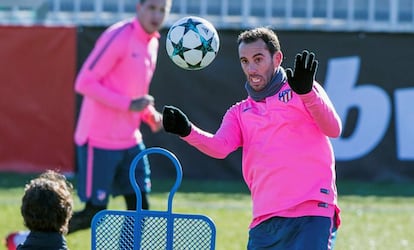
[21,170,74,234]
[237,27,281,55]
[139,0,170,3]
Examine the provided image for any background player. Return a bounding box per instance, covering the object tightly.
[69,0,172,233]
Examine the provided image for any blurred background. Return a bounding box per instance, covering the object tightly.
[1,0,414,182]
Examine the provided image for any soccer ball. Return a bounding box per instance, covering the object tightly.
[166,16,220,70]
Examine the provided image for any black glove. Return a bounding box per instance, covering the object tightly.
[286,50,318,94]
[162,105,191,137]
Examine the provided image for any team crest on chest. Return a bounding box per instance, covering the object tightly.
[279,89,293,103]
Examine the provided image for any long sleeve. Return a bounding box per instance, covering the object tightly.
[75,23,131,111]
[299,82,342,138]
[74,18,160,148]
[183,107,243,159]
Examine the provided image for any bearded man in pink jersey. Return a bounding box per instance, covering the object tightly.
[68,0,171,234]
[163,27,342,249]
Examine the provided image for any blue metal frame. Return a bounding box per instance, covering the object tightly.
[91,147,216,250]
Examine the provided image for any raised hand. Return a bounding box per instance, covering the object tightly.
[286,50,318,95]
[162,105,191,137]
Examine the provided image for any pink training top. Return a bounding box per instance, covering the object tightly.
[183,81,342,228]
[74,18,161,149]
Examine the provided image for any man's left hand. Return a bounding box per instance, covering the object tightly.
[286,50,318,95]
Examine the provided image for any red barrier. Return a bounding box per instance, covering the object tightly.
[0,25,76,173]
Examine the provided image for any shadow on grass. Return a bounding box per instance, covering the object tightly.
[151,178,250,194]
[0,172,38,189]
[0,172,250,194]
[338,180,414,197]
[1,172,414,197]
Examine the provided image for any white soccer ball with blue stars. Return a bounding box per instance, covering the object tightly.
[166,16,220,70]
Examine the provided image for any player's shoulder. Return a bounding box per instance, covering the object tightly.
[227,98,251,113]
[94,19,134,49]
[234,98,250,106]
[102,19,134,40]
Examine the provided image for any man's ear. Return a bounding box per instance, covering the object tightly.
[273,51,283,67]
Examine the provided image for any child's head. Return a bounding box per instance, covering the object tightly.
[21,170,74,234]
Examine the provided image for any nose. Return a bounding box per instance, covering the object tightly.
[154,10,166,22]
[246,63,257,74]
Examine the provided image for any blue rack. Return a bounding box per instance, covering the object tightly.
[91,147,216,250]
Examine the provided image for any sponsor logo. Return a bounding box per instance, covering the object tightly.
[242,107,252,112]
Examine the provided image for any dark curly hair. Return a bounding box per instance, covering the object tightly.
[21,170,74,234]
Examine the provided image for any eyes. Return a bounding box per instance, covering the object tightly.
[146,4,167,14]
[240,56,264,65]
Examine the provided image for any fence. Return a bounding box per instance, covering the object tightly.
[0,0,413,32]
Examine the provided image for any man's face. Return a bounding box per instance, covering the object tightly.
[136,0,172,34]
[238,39,281,92]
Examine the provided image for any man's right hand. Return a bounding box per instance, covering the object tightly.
[162,105,191,137]
[129,95,154,111]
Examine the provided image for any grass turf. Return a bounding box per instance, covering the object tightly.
[1,173,414,250]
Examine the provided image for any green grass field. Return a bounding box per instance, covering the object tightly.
[1,173,414,250]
